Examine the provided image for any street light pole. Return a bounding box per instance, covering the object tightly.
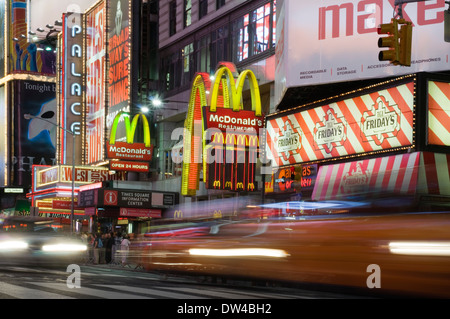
[24,114,76,234]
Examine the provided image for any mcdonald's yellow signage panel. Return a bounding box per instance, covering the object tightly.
[106,112,153,162]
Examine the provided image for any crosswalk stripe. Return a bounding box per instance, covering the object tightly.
[97,284,208,299]
[169,286,267,299]
[0,282,75,299]
[28,282,152,299]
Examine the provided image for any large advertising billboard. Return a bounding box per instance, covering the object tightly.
[8,0,56,75]
[107,0,131,114]
[14,80,56,187]
[85,0,106,164]
[267,78,415,166]
[275,0,450,106]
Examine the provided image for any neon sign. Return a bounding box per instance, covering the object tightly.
[107,112,153,163]
[181,62,264,196]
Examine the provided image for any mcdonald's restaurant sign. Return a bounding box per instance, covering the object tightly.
[107,111,154,164]
[181,62,265,196]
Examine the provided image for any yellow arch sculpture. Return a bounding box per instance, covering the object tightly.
[181,63,263,196]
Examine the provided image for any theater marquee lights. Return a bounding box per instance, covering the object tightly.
[181,62,265,196]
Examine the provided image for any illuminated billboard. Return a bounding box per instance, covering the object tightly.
[275,0,450,106]
[106,112,153,171]
[35,165,110,189]
[58,12,84,165]
[267,78,415,166]
[427,80,450,146]
[14,80,56,187]
[107,0,131,113]
[8,0,56,75]
[85,0,106,164]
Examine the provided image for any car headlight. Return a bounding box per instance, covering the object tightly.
[0,240,29,250]
[42,243,87,252]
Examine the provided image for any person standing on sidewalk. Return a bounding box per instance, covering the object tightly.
[105,232,113,264]
[93,233,101,264]
[121,234,131,266]
[98,233,105,264]
[114,232,122,264]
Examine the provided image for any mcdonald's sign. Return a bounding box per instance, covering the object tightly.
[107,111,153,162]
[181,62,264,196]
[174,210,183,220]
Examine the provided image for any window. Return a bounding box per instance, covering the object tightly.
[169,1,177,36]
[182,43,194,86]
[196,35,211,73]
[160,1,276,96]
[164,148,183,179]
[231,1,276,63]
[210,26,229,70]
[184,0,192,28]
[216,0,226,10]
[199,0,208,19]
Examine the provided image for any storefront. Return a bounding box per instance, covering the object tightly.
[26,165,119,232]
[77,180,179,235]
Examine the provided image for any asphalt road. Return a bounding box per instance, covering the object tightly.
[0,263,367,300]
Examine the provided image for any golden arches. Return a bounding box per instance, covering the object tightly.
[209,65,262,116]
[181,72,210,197]
[181,64,263,196]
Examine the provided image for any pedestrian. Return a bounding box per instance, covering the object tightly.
[99,233,105,264]
[93,233,101,264]
[111,232,117,264]
[105,232,113,264]
[114,232,123,264]
[121,234,131,266]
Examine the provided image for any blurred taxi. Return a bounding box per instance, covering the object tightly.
[138,207,450,298]
[0,216,87,266]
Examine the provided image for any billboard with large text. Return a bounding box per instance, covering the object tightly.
[275,0,450,106]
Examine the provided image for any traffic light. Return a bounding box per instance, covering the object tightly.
[378,18,412,66]
[398,21,412,66]
[378,19,399,64]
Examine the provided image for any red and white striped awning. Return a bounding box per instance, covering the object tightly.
[312,152,420,201]
[312,152,450,201]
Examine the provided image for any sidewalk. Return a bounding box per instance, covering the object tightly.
[80,249,146,272]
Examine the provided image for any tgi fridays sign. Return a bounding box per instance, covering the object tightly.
[267,80,414,166]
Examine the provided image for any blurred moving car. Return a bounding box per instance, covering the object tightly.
[136,209,450,298]
[0,216,87,266]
